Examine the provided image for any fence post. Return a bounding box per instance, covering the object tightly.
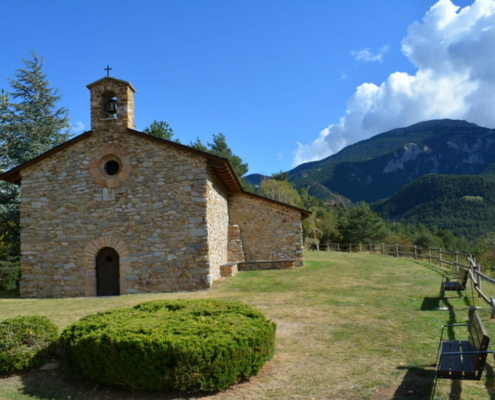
[337,243,339,252]
[428,247,432,264]
[349,243,351,252]
[491,298,495,320]
[455,251,459,273]
[477,263,482,298]
[396,244,399,258]
[439,249,442,268]
[414,246,417,260]
[382,243,385,255]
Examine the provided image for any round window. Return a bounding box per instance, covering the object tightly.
[104,160,120,176]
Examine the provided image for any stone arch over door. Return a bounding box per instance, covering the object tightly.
[83,235,130,296]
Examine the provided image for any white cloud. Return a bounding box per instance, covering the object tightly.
[351,45,390,62]
[294,0,495,167]
[71,121,85,134]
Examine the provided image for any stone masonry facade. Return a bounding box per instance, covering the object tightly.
[1,76,308,298]
[228,193,304,267]
[19,129,217,297]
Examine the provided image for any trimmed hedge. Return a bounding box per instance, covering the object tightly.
[60,299,276,391]
[0,316,59,373]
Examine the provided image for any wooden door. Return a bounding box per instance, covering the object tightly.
[96,247,120,296]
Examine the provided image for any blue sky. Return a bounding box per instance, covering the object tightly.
[0,0,486,176]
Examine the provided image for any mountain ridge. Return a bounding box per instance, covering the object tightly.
[286,119,495,203]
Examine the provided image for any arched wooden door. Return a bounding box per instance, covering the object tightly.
[96,247,120,296]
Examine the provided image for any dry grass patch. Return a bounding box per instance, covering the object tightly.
[1,251,495,399]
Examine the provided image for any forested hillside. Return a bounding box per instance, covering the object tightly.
[372,174,495,239]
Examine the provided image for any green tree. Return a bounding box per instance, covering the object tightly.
[338,202,387,244]
[206,133,249,178]
[1,52,70,169]
[271,170,289,181]
[473,233,495,272]
[189,137,208,152]
[314,206,339,243]
[0,52,70,259]
[300,188,320,245]
[190,133,254,192]
[143,120,180,143]
[258,179,302,207]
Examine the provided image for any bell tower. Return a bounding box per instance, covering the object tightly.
[86,76,137,131]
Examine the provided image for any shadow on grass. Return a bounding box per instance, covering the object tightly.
[16,367,227,400]
[0,288,20,299]
[420,297,441,311]
[392,366,436,399]
[483,362,495,399]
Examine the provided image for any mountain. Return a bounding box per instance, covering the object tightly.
[244,173,269,188]
[371,174,495,239]
[289,119,495,203]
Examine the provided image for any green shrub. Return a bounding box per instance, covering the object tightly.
[0,316,59,373]
[60,299,276,391]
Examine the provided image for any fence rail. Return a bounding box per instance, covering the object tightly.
[317,242,495,318]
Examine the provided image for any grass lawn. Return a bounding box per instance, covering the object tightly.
[1,251,495,399]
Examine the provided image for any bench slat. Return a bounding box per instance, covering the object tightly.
[450,341,463,376]
[439,341,452,376]
[461,340,475,377]
[444,282,462,289]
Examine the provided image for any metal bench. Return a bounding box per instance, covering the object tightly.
[435,313,493,386]
[441,268,469,292]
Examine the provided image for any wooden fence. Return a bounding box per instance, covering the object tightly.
[321,242,495,318]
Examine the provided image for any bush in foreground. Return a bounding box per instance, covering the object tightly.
[60,299,276,391]
[0,316,59,373]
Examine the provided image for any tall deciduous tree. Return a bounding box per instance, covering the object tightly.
[258,179,302,207]
[0,52,70,257]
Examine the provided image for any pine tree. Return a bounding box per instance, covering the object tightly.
[0,52,70,258]
[190,133,254,192]
[338,202,387,244]
[206,133,249,178]
[1,52,70,169]
[143,120,180,143]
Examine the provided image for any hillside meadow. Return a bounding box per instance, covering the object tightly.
[1,251,495,400]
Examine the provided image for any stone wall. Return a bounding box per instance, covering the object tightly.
[238,260,295,271]
[205,171,229,283]
[228,193,304,266]
[19,126,214,298]
[227,224,245,263]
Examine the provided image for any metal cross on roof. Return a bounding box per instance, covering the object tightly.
[104,65,112,77]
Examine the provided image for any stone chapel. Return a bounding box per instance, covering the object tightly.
[0,76,310,298]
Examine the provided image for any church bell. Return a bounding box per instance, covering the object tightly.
[105,98,118,115]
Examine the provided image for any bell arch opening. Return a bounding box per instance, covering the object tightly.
[100,90,118,119]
